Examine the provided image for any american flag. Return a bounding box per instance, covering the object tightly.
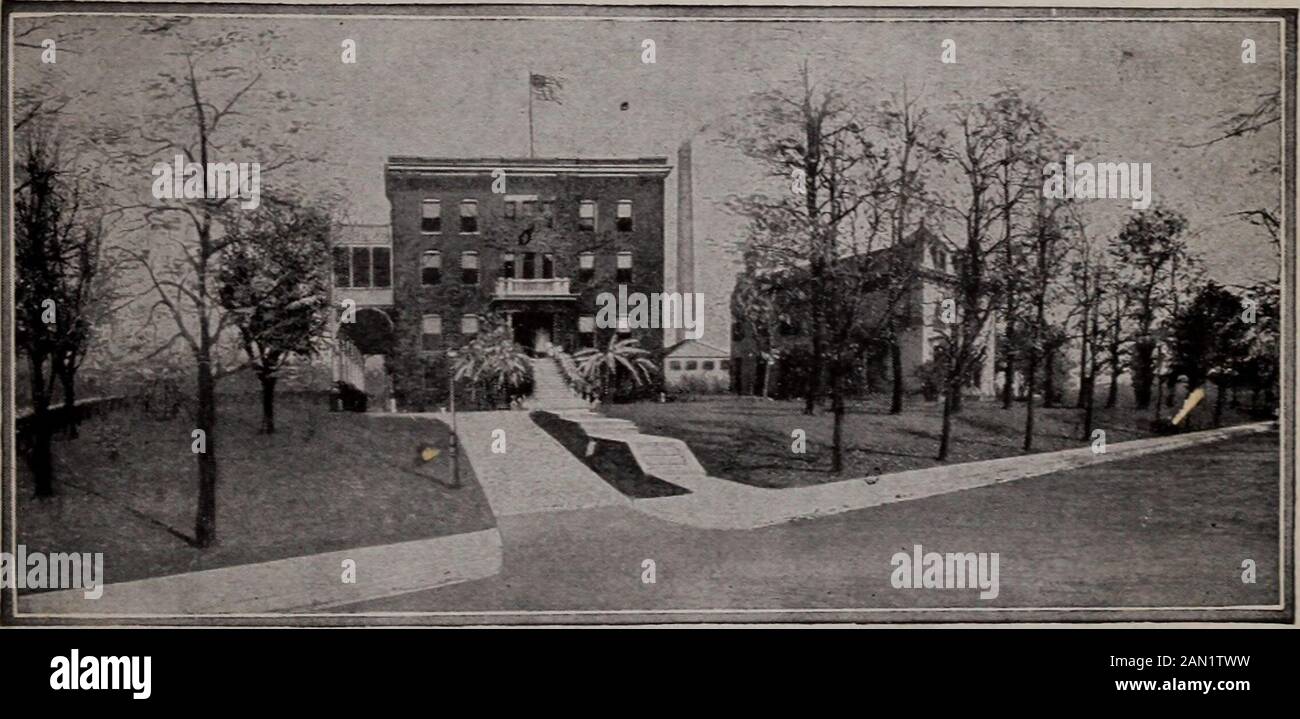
[530,74,564,104]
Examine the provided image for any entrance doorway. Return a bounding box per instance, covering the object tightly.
[512,312,553,356]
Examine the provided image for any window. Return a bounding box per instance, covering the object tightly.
[702,361,715,371]
[332,246,350,288]
[351,247,372,288]
[685,361,698,371]
[500,252,515,279]
[421,314,441,351]
[541,200,555,227]
[669,361,682,370]
[503,201,516,219]
[461,251,479,285]
[459,200,478,233]
[931,245,947,272]
[616,314,631,336]
[421,199,441,233]
[578,200,596,231]
[334,246,393,289]
[372,247,391,288]
[720,359,731,370]
[421,251,441,286]
[616,200,633,232]
[579,316,595,334]
[461,314,479,335]
[578,252,595,283]
[616,252,632,284]
[521,252,536,279]
[542,253,555,279]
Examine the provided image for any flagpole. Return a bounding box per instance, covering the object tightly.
[527,69,535,158]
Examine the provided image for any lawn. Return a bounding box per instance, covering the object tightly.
[603,391,1268,488]
[16,394,495,587]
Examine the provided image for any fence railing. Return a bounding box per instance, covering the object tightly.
[495,277,572,297]
[549,346,595,402]
[15,395,130,437]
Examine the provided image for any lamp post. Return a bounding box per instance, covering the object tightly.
[447,349,461,488]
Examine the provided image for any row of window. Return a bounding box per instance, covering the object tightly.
[419,314,633,351]
[333,246,392,289]
[332,246,637,289]
[668,359,731,371]
[420,198,634,234]
[419,250,633,286]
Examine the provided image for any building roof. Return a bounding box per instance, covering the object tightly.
[664,339,730,358]
[386,156,673,178]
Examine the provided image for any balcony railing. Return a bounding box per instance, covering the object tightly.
[494,277,573,298]
[335,287,394,307]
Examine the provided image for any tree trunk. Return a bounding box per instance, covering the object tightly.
[59,363,78,439]
[831,379,845,473]
[1132,340,1154,409]
[1082,369,1096,441]
[1106,341,1121,408]
[1023,349,1037,452]
[804,339,821,416]
[1076,311,1090,409]
[194,355,219,548]
[1152,346,1164,422]
[1002,349,1015,409]
[27,354,55,497]
[889,339,904,414]
[937,380,955,461]
[259,372,277,434]
[1213,381,1226,428]
[1043,348,1056,409]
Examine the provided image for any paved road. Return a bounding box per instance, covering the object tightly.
[339,433,1284,622]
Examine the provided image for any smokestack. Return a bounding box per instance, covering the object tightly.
[676,140,695,345]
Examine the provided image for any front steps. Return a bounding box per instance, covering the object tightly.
[522,357,595,411]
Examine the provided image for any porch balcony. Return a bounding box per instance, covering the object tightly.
[493,277,576,300]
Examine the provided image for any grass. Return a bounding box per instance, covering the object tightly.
[603,390,1267,489]
[16,395,495,587]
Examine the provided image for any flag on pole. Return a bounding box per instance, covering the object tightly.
[530,74,564,104]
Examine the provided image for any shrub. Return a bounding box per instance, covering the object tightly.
[914,359,945,402]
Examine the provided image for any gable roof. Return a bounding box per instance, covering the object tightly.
[664,339,730,358]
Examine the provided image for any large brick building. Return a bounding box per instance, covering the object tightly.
[729,227,998,400]
[331,156,674,408]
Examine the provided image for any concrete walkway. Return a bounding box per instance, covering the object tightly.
[421,410,627,516]
[18,528,502,616]
[631,421,1277,530]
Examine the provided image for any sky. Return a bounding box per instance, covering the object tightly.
[13,11,1285,351]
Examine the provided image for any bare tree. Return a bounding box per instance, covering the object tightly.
[14,129,110,493]
[931,98,1014,461]
[107,19,319,547]
[726,64,919,472]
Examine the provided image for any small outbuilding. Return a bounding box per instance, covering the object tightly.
[663,339,731,392]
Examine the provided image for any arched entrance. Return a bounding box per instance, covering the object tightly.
[337,308,396,408]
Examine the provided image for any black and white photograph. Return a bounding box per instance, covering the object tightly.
[1,1,1294,638]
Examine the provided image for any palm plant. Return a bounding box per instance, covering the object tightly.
[479,330,532,406]
[452,322,532,408]
[572,335,658,401]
